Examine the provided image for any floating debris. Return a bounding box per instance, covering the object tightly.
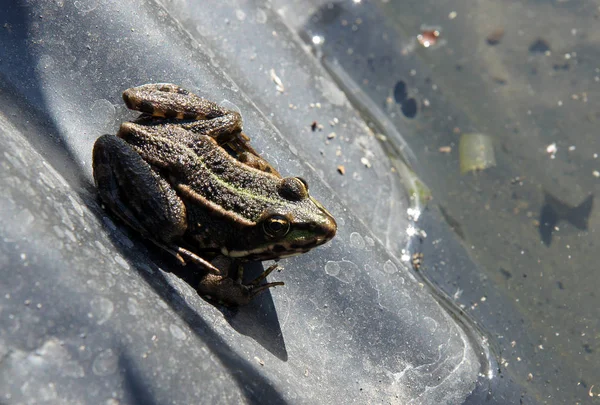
[412,252,424,270]
[529,38,551,54]
[546,142,557,159]
[458,133,496,174]
[337,165,346,175]
[486,28,505,46]
[417,28,441,48]
[269,69,285,92]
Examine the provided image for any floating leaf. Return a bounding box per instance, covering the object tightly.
[459,133,496,174]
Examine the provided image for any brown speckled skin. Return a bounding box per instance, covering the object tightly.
[92,84,336,305]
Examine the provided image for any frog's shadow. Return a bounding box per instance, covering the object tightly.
[168,253,289,360]
[99,206,289,361]
[211,261,289,361]
[102,231,290,403]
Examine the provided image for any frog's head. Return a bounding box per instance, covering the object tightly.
[222,177,337,261]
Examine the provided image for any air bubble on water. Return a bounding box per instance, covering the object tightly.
[90,296,114,325]
[92,349,118,376]
[324,261,340,277]
[349,232,365,249]
[383,260,398,274]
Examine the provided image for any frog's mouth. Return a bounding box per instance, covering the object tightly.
[222,232,335,261]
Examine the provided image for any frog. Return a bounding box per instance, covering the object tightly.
[92,84,337,306]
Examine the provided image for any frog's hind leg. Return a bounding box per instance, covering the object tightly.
[122,83,280,176]
[93,134,188,256]
[178,117,242,141]
[122,83,241,124]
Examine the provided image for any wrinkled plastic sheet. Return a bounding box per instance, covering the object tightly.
[0,1,481,403]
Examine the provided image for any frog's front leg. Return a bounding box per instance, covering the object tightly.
[198,258,284,306]
[93,134,190,263]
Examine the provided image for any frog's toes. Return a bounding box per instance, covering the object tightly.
[198,273,283,307]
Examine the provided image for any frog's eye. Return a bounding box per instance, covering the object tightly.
[278,177,308,201]
[263,214,290,239]
[296,177,309,191]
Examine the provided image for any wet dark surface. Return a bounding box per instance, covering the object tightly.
[297,0,599,403]
[2,0,598,403]
[0,0,487,404]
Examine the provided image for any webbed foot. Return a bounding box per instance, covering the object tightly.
[198,263,284,306]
